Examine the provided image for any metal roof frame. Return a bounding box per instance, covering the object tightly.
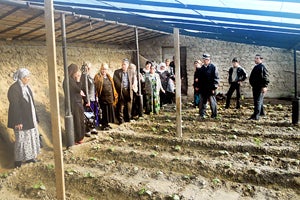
[0,0,166,44]
[23,0,300,50]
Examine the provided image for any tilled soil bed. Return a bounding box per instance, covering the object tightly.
[0,99,299,200]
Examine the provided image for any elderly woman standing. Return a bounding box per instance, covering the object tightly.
[94,63,118,130]
[63,64,85,144]
[157,62,170,106]
[7,68,41,168]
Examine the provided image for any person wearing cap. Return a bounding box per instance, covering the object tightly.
[225,58,247,109]
[193,60,202,107]
[113,59,135,124]
[248,54,269,120]
[7,68,41,167]
[194,54,220,118]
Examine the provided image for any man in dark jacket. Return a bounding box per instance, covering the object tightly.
[194,54,220,118]
[225,57,247,109]
[113,59,135,124]
[249,54,270,120]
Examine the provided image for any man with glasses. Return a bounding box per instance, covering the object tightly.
[248,54,269,120]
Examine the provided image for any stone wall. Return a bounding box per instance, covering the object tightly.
[138,35,300,99]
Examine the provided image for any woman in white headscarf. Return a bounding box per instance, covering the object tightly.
[7,68,41,168]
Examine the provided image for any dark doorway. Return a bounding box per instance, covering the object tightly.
[162,47,187,95]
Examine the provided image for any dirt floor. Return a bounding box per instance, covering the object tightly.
[0,99,299,200]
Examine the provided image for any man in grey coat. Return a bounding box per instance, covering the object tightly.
[113,59,135,124]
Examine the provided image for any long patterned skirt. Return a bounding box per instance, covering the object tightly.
[14,128,40,162]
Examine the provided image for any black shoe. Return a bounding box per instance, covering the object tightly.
[15,161,22,168]
[247,116,259,120]
[103,127,110,131]
[25,159,37,163]
[85,132,91,137]
[91,129,98,134]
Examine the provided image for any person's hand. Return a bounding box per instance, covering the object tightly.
[75,72,81,82]
[212,90,215,94]
[80,90,86,96]
[195,87,199,91]
[15,124,23,131]
[195,78,198,82]
[262,87,267,93]
[162,89,165,93]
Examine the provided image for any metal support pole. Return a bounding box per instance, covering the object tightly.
[292,48,299,124]
[44,1,66,199]
[174,28,182,137]
[61,13,75,146]
[294,48,298,98]
[135,27,143,116]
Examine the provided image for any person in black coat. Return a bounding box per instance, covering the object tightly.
[7,68,41,168]
[193,60,202,107]
[157,62,170,106]
[194,54,220,118]
[225,57,247,109]
[63,63,85,144]
[248,54,269,120]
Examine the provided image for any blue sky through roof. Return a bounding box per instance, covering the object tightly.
[31,0,300,49]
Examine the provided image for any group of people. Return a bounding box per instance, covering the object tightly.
[141,60,176,114]
[193,53,269,120]
[7,54,269,168]
[62,58,176,145]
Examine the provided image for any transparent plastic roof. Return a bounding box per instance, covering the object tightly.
[29,0,300,49]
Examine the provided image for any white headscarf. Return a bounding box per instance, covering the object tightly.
[14,68,31,102]
[13,68,30,81]
[157,62,167,73]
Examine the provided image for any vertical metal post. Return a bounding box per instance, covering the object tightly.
[174,28,182,137]
[44,1,66,199]
[294,48,298,98]
[61,13,75,147]
[135,27,143,116]
[292,48,299,124]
